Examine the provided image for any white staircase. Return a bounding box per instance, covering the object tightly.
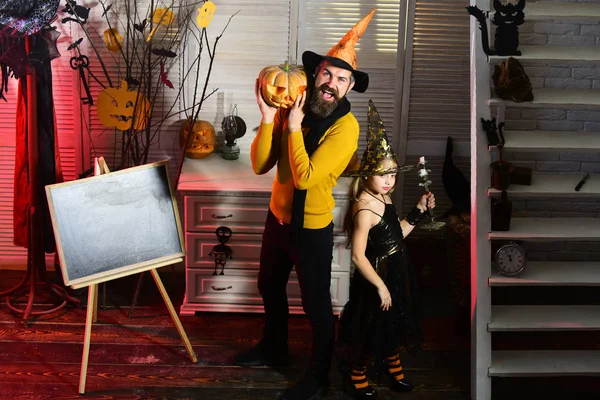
[471,1,600,398]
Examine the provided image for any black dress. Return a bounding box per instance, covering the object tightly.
[337,201,423,365]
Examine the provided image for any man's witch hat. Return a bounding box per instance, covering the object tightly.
[302,8,376,93]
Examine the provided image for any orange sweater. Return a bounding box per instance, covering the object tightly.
[250,108,359,229]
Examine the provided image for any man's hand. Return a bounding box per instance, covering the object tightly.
[287,91,306,133]
[255,79,277,124]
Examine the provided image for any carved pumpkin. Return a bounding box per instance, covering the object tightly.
[197,1,216,28]
[103,28,123,52]
[97,81,150,131]
[179,119,216,159]
[258,61,307,109]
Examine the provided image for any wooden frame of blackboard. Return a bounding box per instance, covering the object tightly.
[45,160,186,290]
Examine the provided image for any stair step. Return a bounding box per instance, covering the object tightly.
[489,261,600,287]
[488,173,600,198]
[499,130,600,152]
[489,46,600,64]
[526,2,600,21]
[488,88,600,109]
[489,305,600,331]
[489,218,600,241]
[490,351,600,377]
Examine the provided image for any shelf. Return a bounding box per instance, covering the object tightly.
[488,88,600,110]
[489,305,600,331]
[488,173,600,198]
[489,46,600,64]
[490,351,600,377]
[499,130,600,152]
[489,218,600,241]
[525,2,600,21]
[490,261,600,287]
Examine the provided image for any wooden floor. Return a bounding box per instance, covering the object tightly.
[0,269,470,400]
[3,268,600,399]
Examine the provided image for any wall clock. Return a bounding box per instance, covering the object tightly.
[495,242,527,276]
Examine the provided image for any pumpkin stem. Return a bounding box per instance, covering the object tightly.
[282,60,290,72]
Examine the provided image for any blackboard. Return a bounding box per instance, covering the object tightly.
[46,161,185,289]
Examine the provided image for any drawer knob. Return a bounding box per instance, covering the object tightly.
[212,213,233,219]
[211,285,233,291]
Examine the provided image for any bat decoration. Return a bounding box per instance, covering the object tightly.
[124,76,140,87]
[67,38,84,51]
[134,19,147,33]
[151,48,177,58]
[160,62,173,89]
[62,0,91,24]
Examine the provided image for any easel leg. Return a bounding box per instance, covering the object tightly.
[79,284,97,394]
[149,269,197,363]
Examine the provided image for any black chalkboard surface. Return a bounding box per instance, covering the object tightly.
[46,161,185,289]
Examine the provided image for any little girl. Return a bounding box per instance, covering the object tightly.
[337,101,434,399]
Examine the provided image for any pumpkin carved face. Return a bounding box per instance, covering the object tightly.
[258,61,307,109]
[179,119,216,159]
[103,28,123,52]
[197,1,216,28]
[97,81,150,131]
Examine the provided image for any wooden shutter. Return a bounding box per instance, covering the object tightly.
[400,0,471,224]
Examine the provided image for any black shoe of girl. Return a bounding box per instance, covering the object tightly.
[339,363,377,399]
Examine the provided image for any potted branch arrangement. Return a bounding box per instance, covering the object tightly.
[61,0,237,179]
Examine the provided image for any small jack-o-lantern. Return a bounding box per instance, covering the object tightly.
[197,1,216,28]
[103,28,123,52]
[258,61,307,109]
[179,119,216,159]
[97,81,150,131]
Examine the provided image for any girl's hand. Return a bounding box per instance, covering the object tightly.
[417,192,435,213]
[287,91,306,133]
[377,284,392,311]
[255,79,277,124]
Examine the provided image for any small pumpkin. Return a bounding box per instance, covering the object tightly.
[258,61,307,109]
[197,1,216,28]
[179,119,216,159]
[103,28,123,52]
[147,7,176,42]
[97,81,150,131]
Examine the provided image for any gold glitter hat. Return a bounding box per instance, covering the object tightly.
[344,100,399,177]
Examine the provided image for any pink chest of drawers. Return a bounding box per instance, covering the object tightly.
[177,154,351,315]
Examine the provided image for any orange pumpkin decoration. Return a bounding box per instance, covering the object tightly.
[258,61,307,109]
[97,81,150,131]
[103,28,123,52]
[179,119,216,159]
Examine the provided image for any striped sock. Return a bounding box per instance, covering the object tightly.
[385,354,405,381]
[350,365,369,390]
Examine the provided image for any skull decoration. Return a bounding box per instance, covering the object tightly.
[97,81,150,131]
[179,119,216,159]
[197,1,216,28]
[258,61,307,109]
[209,226,233,275]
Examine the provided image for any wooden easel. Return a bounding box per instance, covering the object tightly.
[78,157,197,394]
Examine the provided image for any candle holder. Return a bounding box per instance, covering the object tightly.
[416,156,446,231]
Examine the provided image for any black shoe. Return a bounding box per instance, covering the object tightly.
[279,375,328,400]
[339,363,377,399]
[234,341,288,367]
[377,357,413,393]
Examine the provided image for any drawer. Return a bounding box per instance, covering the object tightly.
[185,268,350,309]
[185,195,348,234]
[185,196,270,233]
[186,233,351,272]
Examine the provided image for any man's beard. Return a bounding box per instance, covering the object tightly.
[308,83,343,119]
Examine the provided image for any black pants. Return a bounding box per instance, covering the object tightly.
[258,209,335,381]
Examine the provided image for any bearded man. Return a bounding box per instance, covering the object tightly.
[234,9,376,400]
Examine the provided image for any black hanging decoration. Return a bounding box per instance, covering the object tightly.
[209,226,233,276]
[467,0,525,56]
